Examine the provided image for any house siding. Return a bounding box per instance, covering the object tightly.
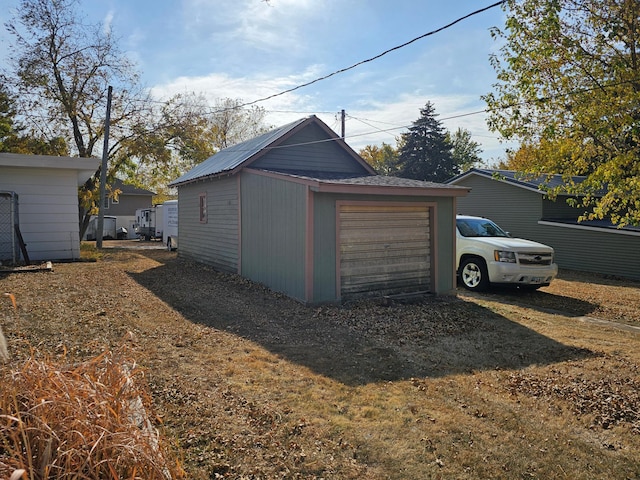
[454,175,543,241]
[177,176,239,272]
[240,172,307,301]
[251,124,368,175]
[104,195,152,216]
[312,194,339,303]
[0,167,82,261]
[538,223,640,280]
[452,172,640,281]
[541,197,585,219]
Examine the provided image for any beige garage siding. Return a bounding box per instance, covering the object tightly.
[338,203,431,298]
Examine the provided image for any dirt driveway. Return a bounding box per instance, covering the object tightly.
[1,247,639,478]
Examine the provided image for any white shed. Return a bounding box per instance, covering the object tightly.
[0,152,100,263]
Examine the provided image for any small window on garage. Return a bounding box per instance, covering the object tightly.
[199,193,207,223]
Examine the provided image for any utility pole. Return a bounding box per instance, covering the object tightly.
[96,86,113,249]
[341,109,345,138]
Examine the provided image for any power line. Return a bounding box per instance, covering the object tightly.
[225,1,507,111]
[17,74,640,150]
[116,2,507,116]
[347,116,400,141]
[345,75,640,142]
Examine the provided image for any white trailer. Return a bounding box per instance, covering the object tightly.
[86,216,117,241]
[134,206,162,241]
[162,200,178,250]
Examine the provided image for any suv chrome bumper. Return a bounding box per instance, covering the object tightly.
[488,262,558,285]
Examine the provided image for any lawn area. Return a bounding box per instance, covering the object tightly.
[1,247,639,478]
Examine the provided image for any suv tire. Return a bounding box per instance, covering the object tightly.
[459,257,489,291]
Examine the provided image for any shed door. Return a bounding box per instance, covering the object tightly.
[338,203,431,299]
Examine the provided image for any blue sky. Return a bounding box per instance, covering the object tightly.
[0,0,516,162]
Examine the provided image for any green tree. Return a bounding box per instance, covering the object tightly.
[359,142,399,175]
[4,0,159,236]
[116,94,270,196]
[0,86,15,148]
[209,98,270,150]
[484,0,640,226]
[0,82,67,155]
[447,127,483,172]
[395,102,456,182]
[116,93,218,197]
[4,0,267,236]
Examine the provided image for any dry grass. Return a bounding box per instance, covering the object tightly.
[0,346,184,480]
[1,244,639,478]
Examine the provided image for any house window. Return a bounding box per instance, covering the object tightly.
[199,193,207,223]
[111,196,119,205]
[103,196,109,209]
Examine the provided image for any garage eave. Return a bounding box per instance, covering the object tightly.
[311,183,470,197]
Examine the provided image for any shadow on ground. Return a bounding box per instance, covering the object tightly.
[129,252,596,386]
[458,284,600,318]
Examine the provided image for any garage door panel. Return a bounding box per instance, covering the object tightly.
[340,229,430,243]
[341,248,430,265]
[344,259,430,277]
[339,203,431,299]
[341,217,430,227]
[341,274,430,295]
[341,215,429,228]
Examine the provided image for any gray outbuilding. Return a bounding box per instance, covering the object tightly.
[170,116,468,304]
[447,168,640,281]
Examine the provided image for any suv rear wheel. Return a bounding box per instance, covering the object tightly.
[459,257,489,291]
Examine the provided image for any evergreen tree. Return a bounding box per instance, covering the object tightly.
[395,102,457,182]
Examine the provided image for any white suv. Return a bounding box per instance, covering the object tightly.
[456,215,558,291]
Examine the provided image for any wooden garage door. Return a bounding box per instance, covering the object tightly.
[339,203,431,298]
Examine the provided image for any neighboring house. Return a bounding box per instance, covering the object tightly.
[0,152,100,263]
[84,178,155,240]
[447,168,640,281]
[169,116,468,304]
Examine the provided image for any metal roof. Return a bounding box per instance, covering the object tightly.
[169,117,310,186]
[111,178,155,196]
[447,168,591,195]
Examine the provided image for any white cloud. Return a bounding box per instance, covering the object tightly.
[149,65,324,112]
[181,0,324,56]
[150,69,513,162]
[103,10,115,36]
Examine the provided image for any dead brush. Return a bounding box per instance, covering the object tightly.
[0,293,17,362]
[0,346,184,479]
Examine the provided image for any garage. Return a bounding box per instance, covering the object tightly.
[338,202,432,298]
[0,153,100,263]
[171,115,468,304]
